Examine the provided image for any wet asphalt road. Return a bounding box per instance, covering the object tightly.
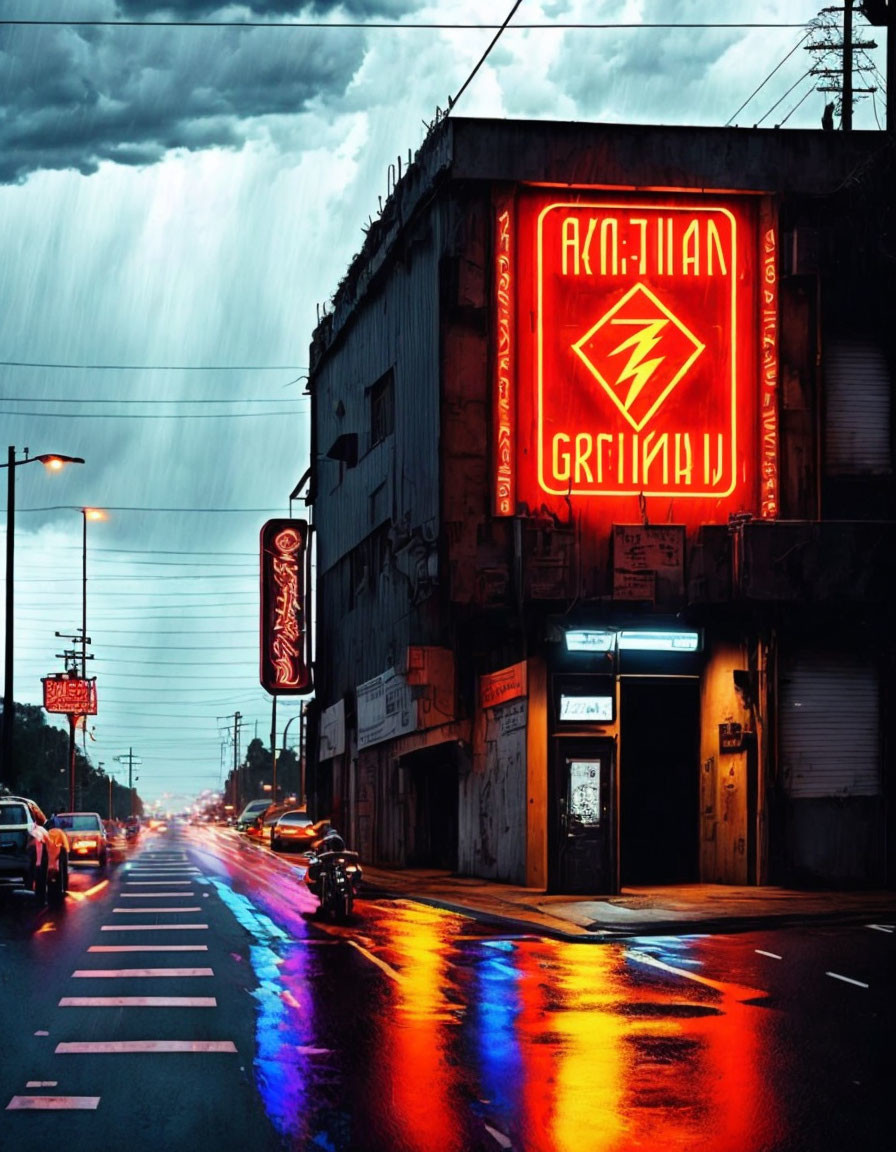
[1,823,891,1152]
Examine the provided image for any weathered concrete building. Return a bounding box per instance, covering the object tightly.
[307,117,894,893]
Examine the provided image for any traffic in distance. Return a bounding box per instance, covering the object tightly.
[1,789,358,921]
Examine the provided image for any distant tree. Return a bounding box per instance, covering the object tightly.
[1,702,143,815]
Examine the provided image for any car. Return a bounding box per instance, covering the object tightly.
[103,819,129,862]
[247,801,295,842]
[46,811,108,869]
[0,795,70,903]
[271,811,332,854]
[234,798,273,833]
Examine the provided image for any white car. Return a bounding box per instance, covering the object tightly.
[0,795,70,903]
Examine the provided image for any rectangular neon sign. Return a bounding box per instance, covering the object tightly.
[502,192,765,527]
[43,676,97,715]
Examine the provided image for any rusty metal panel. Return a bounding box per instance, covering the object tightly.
[459,700,527,883]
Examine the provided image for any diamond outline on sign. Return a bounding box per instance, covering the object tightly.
[571,282,706,432]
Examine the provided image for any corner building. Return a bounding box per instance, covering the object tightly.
[307,118,895,894]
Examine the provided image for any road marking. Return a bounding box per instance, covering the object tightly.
[626,949,767,1001]
[56,1040,237,1054]
[755,949,782,959]
[119,892,196,898]
[113,907,202,913]
[867,923,893,934]
[60,996,217,1007]
[348,939,402,982]
[826,971,869,989]
[73,968,214,978]
[89,944,208,952]
[7,1096,100,1110]
[100,924,208,931]
[484,1123,514,1149]
[25,1081,57,1088]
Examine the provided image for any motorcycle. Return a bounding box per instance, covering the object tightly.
[303,829,363,920]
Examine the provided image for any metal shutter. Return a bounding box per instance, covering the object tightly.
[823,338,892,476]
[779,652,880,798]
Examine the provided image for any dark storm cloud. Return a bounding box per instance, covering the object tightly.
[115,2,418,19]
[0,0,420,185]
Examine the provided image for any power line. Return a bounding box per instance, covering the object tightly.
[0,20,811,30]
[448,1,524,113]
[0,409,299,419]
[0,395,302,404]
[726,29,813,124]
[0,359,304,370]
[19,505,283,513]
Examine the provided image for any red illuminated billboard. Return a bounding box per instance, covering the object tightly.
[496,191,775,526]
[43,675,97,715]
[260,519,312,695]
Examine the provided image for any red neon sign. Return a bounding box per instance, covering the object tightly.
[260,519,311,694]
[493,194,515,515]
[43,675,97,716]
[505,193,763,526]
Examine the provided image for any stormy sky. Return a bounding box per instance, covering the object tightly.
[0,1,887,809]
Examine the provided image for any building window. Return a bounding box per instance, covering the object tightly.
[369,369,395,448]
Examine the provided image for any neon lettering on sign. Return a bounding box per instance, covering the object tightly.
[260,519,311,694]
[493,196,515,516]
[759,200,779,518]
[43,676,97,716]
[508,193,761,526]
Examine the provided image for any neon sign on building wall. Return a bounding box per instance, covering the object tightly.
[260,519,312,694]
[497,192,774,525]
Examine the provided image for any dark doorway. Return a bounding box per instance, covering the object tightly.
[405,747,458,869]
[620,678,699,885]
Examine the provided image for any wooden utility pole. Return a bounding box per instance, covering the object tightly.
[807,1,879,129]
[844,0,854,128]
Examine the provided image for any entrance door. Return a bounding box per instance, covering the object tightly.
[620,678,699,885]
[550,737,615,894]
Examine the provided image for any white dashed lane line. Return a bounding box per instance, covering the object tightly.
[826,971,870,989]
[55,1041,237,1054]
[88,944,208,952]
[73,968,214,977]
[59,996,217,1007]
[7,1096,100,1111]
[99,923,209,931]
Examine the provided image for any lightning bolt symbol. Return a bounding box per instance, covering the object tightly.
[609,318,668,411]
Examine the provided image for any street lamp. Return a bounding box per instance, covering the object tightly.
[1,446,84,791]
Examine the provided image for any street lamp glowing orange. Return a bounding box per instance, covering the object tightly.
[37,453,85,472]
[2,446,85,791]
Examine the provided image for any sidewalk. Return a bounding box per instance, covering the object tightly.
[361,865,896,940]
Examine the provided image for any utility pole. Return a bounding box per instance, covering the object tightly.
[232,711,242,810]
[114,748,142,817]
[807,1,879,129]
[270,695,278,802]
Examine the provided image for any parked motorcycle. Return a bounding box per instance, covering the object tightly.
[303,829,363,920]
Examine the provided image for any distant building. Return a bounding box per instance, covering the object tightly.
[307,117,895,893]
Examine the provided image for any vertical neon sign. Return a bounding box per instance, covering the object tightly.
[759,199,779,518]
[494,195,515,516]
[260,519,311,694]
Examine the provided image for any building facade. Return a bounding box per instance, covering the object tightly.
[307,118,895,893]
